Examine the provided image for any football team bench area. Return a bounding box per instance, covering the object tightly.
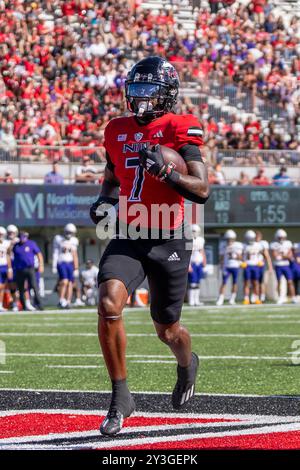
[0,304,300,450]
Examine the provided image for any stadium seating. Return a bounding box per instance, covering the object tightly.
[0,0,299,167]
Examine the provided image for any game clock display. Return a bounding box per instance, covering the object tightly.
[205,187,298,227]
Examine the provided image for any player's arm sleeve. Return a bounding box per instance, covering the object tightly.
[178,144,205,164]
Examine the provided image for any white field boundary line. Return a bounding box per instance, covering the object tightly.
[1,409,299,421]
[0,352,294,361]
[43,356,293,366]
[2,421,300,450]
[45,365,104,369]
[2,319,300,327]
[0,304,300,316]
[1,332,300,338]
[2,409,300,424]
[129,356,291,364]
[0,351,294,362]
[0,371,14,374]
[1,388,300,398]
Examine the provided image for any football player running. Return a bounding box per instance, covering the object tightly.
[271,229,298,304]
[90,57,209,436]
[188,225,206,306]
[216,230,243,306]
[52,224,79,309]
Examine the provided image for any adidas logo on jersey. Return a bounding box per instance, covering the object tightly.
[153,130,163,138]
[168,252,181,261]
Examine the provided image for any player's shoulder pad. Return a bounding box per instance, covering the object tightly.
[53,234,62,244]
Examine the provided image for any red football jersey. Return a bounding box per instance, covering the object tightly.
[104,112,204,230]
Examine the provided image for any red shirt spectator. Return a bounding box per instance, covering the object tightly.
[252,168,271,186]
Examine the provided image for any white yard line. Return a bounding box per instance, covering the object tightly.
[0,371,14,374]
[2,353,172,358]
[0,304,299,317]
[1,352,294,360]
[0,388,299,398]
[2,319,300,327]
[0,352,293,361]
[130,356,291,363]
[45,365,103,369]
[1,332,299,338]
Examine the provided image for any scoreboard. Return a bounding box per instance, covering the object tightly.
[205,186,299,227]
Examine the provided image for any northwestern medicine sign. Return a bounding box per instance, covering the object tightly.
[0,184,300,227]
[0,184,98,226]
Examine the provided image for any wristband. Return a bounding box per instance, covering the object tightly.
[159,162,177,181]
[164,167,180,185]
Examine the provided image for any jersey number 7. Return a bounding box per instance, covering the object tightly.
[126,157,145,202]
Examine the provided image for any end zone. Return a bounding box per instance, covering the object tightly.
[0,390,300,450]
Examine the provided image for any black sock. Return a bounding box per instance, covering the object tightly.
[112,378,130,395]
[110,379,132,413]
[177,353,197,380]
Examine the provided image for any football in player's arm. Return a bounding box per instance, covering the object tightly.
[90,56,209,437]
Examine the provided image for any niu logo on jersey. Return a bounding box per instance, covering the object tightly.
[123,142,150,153]
[134,132,144,142]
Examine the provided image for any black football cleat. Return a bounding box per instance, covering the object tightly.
[100,394,135,436]
[172,352,199,410]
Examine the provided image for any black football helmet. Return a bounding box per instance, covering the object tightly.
[125,56,180,120]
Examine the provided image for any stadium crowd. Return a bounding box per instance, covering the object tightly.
[0,0,299,164]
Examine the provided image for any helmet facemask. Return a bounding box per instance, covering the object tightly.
[64,231,72,240]
[125,82,177,120]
